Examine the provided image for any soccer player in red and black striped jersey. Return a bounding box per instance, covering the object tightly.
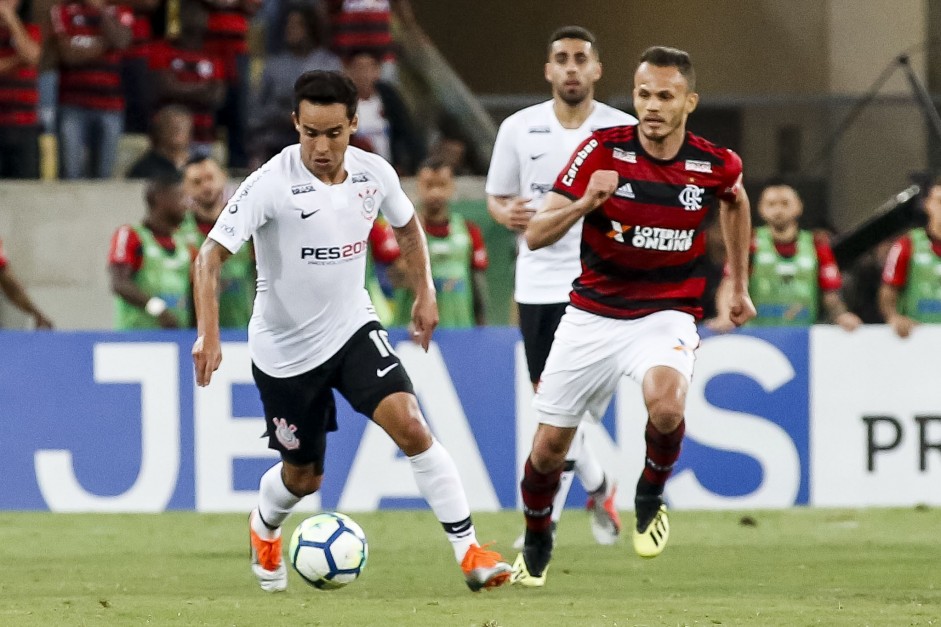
[0,0,41,178]
[511,46,756,586]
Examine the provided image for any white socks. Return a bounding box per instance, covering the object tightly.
[254,462,301,540]
[575,430,606,496]
[551,424,607,519]
[408,439,477,562]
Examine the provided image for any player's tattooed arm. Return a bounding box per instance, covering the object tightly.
[392,215,438,350]
[192,237,232,385]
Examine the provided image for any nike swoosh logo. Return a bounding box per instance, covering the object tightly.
[300,209,320,219]
[529,153,547,160]
[376,363,400,378]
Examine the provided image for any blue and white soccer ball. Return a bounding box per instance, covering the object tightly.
[289,512,368,590]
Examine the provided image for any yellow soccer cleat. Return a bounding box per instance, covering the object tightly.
[632,504,669,559]
[510,552,548,588]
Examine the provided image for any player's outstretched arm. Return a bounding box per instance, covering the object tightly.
[391,215,438,350]
[192,237,231,386]
[525,170,618,250]
[719,176,757,327]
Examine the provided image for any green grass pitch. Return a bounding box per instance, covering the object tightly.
[0,508,938,626]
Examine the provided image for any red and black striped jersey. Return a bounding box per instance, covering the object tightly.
[0,237,8,270]
[0,23,41,127]
[51,1,134,111]
[203,0,259,64]
[126,5,155,58]
[328,0,393,60]
[149,41,225,142]
[552,125,743,320]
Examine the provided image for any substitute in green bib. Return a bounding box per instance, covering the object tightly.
[108,172,192,329]
[880,176,941,337]
[711,183,861,331]
[391,157,489,328]
[182,156,256,328]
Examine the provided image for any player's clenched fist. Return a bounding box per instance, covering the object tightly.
[584,169,619,209]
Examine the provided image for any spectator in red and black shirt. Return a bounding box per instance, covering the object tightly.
[0,0,41,178]
[150,0,225,156]
[51,0,133,178]
[201,0,260,168]
[121,0,163,133]
[0,237,53,328]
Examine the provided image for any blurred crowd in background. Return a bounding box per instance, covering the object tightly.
[1,0,940,335]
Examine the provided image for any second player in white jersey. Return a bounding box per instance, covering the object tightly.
[209,144,414,377]
[487,100,636,304]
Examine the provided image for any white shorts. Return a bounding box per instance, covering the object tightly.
[533,308,700,429]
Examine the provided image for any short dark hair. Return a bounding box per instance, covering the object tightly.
[293,70,358,119]
[548,25,598,56]
[145,171,183,206]
[184,154,216,169]
[639,46,696,90]
[418,154,453,174]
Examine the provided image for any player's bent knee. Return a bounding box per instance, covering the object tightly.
[373,392,433,456]
[648,406,684,432]
[282,464,323,496]
[531,425,573,472]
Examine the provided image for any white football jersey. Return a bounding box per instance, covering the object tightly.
[209,144,415,377]
[486,100,637,304]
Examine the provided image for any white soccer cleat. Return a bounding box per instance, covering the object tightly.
[249,509,288,592]
[586,482,622,545]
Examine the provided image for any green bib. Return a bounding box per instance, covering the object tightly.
[748,227,818,326]
[900,228,941,322]
[181,214,256,328]
[394,214,474,329]
[115,224,192,329]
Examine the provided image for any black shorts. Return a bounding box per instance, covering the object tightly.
[517,301,568,384]
[251,321,414,470]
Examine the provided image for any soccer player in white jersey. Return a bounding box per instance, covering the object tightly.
[486,26,636,550]
[191,71,512,593]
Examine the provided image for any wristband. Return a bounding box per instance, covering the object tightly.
[145,297,168,317]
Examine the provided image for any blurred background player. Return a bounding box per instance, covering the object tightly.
[126,104,194,178]
[879,175,941,338]
[181,154,254,328]
[0,0,41,179]
[486,25,634,548]
[0,236,53,328]
[390,156,488,328]
[108,172,192,329]
[513,46,755,586]
[710,182,861,332]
